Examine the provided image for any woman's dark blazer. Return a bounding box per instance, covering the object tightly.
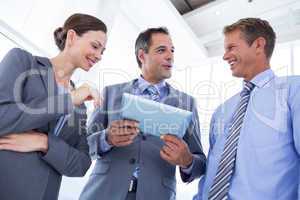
[0,48,91,200]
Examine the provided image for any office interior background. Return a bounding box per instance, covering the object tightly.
[1,0,300,199]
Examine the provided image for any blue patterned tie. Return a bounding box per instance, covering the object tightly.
[208,81,255,200]
[132,85,160,180]
[146,85,160,101]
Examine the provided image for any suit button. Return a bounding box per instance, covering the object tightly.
[142,135,146,140]
[129,158,136,164]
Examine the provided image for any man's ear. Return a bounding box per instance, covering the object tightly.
[138,49,146,66]
[65,29,77,48]
[254,37,266,55]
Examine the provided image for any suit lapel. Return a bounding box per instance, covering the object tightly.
[34,57,59,134]
[35,56,58,97]
[122,80,136,94]
[162,83,180,107]
[110,80,137,121]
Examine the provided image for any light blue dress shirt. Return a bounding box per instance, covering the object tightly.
[99,75,194,173]
[194,69,300,200]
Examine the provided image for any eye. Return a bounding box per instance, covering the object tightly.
[91,43,99,50]
[229,45,236,51]
[157,48,165,53]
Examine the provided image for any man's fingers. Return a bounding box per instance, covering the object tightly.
[115,140,134,147]
[108,120,139,147]
[111,120,139,129]
[0,138,13,144]
[0,144,8,150]
[163,141,178,151]
[0,143,17,151]
[160,149,173,162]
[112,135,136,146]
[162,146,174,157]
[110,127,139,136]
[1,134,17,139]
[113,134,136,142]
[160,134,181,146]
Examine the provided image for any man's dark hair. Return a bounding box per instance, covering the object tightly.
[135,27,169,68]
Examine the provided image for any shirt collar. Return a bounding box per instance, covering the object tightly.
[137,75,167,94]
[245,68,275,88]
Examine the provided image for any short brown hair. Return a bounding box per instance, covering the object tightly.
[54,13,107,51]
[223,18,276,59]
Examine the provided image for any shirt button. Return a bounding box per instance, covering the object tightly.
[129,158,136,164]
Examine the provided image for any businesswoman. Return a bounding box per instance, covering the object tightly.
[0,13,107,200]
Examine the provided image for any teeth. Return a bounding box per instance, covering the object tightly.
[229,61,236,66]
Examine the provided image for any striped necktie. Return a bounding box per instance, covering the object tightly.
[132,85,160,179]
[146,85,160,101]
[208,81,255,200]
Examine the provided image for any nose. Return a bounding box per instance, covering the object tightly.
[223,51,229,61]
[95,50,102,62]
[166,49,174,62]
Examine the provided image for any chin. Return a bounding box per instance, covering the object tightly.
[163,72,172,79]
[232,71,243,78]
[162,75,171,80]
[82,64,92,72]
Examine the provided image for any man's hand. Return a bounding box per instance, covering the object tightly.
[160,134,193,168]
[107,120,139,147]
[0,131,48,153]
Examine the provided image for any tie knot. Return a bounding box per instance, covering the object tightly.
[146,85,159,95]
[146,85,160,101]
[241,81,255,96]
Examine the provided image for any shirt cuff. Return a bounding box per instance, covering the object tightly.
[99,130,113,152]
[180,157,194,174]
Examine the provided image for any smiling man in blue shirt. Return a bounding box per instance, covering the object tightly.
[194,18,300,200]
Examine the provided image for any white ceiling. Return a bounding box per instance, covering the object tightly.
[0,0,207,65]
[184,0,300,57]
[1,0,300,92]
[2,0,299,65]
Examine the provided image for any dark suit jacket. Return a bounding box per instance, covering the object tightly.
[80,80,206,200]
[0,48,91,200]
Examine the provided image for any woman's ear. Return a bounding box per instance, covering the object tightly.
[65,29,77,48]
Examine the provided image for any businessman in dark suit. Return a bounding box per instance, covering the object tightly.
[80,27,206,200]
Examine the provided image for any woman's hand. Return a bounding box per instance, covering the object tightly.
[70,83,102,107]
[0,131,48,153]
